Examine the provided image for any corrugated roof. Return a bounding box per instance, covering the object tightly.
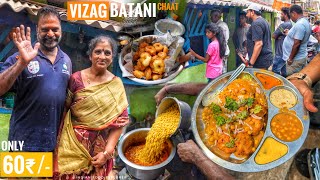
[0,0,123,32]
[187,0,275,12]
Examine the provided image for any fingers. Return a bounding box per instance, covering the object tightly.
[154,93,161,105]
[16,26,22,42]
[20,25,26,41]
[303,90,318,112]
[154,95,160,105]
[12,32,18,45]
[26,27,31,41]
[33,42,40,52]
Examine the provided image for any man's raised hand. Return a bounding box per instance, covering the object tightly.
[12,25,40,65]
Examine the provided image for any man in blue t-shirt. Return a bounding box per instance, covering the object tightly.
[282,5,311,76]
[0,7,72,151]
[244,4,273,69]
[272,7,292,76]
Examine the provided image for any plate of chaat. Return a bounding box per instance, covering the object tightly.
[119,34,185,85]
[191,69,310,172]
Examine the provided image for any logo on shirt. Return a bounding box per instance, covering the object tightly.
[27,61,40,74]
[62,62,70,75]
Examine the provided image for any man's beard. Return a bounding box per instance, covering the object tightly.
[37,34,61,51]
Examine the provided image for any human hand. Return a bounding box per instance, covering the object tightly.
[154,85,168,105]
[290,79,318,112]
[189,49,196,56]
[115,118,129,127]
[177,140,201,164]
[91,152,110,168]
[177,54,190,64]
[283,29,289,36]
[13,25,40,65]
[287,59,293,66]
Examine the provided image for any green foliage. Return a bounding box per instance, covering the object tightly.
[215,115,226,126]
[225,97,239,111]
[211,103,221,114]
[251,105,262,114]
[225,139,235,148]
[237,111,248,120]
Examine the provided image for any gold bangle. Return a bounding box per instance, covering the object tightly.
[103,150,114,158]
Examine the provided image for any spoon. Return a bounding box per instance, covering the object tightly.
[202,63,246,107]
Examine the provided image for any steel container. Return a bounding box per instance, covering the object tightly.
[156,97,191,131]
[118,128,176,180]
[154,19,185,36]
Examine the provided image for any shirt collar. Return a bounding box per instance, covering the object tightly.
[37,45,63,64]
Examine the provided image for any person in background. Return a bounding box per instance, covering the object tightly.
[0,6,72,151]
[54,35,129,179]
[189,23,226,82]
[282,4,311,76]
[312,20,320,31]
[233,12,250,67]
[272,7,292,76]
[177,140,234,180]
[244,4,273,69]
[312,26,320,53]
[211,9,230,73]
[237,40,249,66]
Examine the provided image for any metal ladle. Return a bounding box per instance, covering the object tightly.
[202,63,246,107]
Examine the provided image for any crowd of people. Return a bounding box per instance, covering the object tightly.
[0,3,319,180]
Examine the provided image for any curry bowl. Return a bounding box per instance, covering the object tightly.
[191,69,309,172]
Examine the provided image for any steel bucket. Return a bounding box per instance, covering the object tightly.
[117,128,176,180]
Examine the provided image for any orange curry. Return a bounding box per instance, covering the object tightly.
[201,75,267,161]
[271,113,303,142]
[255,73,282,89]
[125,142,171,166]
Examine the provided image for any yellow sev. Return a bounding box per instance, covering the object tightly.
[136,104,180,164]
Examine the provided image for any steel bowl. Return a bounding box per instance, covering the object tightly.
[119,38,185,85]
[118,128,176,180]
[191,69,310,172]
[154,19,185,36]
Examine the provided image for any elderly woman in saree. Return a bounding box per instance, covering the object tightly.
[54,35,129,179]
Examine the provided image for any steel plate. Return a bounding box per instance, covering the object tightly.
[119,40,185,85]
[191,68,310,172]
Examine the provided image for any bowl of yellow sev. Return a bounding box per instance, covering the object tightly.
[118,128,176,180]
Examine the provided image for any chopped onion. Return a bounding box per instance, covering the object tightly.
[251,114,262,119]
[244,122,253,130]
[217,126,222,134]
[256,87,261,94]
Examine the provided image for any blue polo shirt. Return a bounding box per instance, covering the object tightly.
[0,46,71,151]
[283,17,311,61]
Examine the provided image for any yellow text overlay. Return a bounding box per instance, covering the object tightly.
[0,152,52,177]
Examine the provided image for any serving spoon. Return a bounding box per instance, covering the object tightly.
[202,63,246,107]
